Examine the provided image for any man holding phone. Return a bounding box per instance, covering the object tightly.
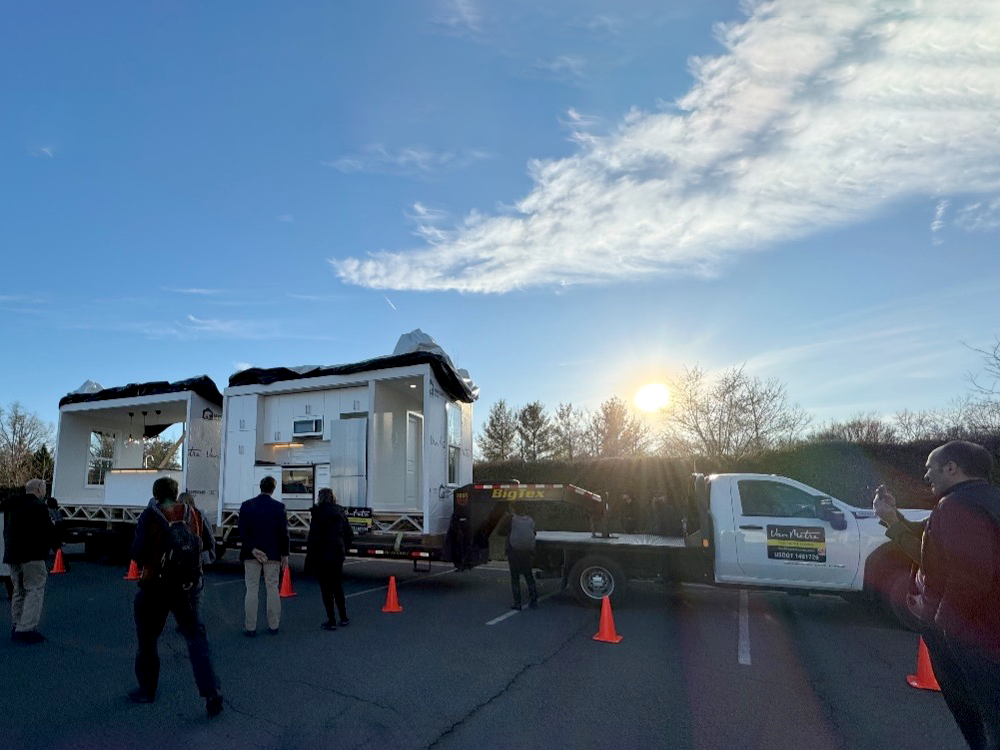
[873,440,1000,750]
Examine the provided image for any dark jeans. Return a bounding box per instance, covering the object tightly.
[508,550,537,607]
[317,561,347,623]
[923,628,1000,750]
[134,580,220,699]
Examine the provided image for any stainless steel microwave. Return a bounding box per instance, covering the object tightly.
[291,416,323,439]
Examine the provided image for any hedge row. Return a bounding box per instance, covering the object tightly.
[473,437,1000,520]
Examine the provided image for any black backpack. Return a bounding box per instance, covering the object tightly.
[158,506,202,589]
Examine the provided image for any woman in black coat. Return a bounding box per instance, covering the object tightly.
[305,488,354,630]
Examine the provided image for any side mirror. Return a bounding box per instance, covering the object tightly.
[816,497,848,530]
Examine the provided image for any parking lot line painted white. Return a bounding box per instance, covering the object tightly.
[486,589,560,625]
[345,567,454,599]
[738,589,751,665]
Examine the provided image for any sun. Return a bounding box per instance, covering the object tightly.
[634,383,670,413]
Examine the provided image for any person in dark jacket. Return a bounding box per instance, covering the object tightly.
[238,476,289,636]
[305,488,354,630]
[504,503,538,610]
[873,440,1000,750]
[618,491,643,534]
[2,478,58,644]
[129,476,223,716]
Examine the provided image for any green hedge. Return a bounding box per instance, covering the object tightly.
[474,438,1000,519]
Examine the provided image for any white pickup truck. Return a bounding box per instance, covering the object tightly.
[450,473,929,625]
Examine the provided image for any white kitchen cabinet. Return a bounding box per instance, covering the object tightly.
[226,394,258,433]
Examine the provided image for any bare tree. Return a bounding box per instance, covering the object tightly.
[661,365,810,463]
[551,403,585,460]
[811,412,897,444]
[478,399,519,462]
[517,401,553,462]
[0,402,54,487]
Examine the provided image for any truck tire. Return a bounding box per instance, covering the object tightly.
[886,567,918,631]
[569,555,627,608]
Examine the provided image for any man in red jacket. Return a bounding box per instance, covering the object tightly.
[875,440,1000,750]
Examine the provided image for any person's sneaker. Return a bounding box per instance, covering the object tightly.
[268,628,279,635]
[206,694,224,717]
[320,621,337,631]
[127,688,155,704]
[339,618,350,627]
[243,629,256,638]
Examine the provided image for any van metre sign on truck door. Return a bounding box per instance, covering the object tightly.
[766,525,826,562]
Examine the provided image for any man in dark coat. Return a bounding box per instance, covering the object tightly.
[238,476,289,636]
[2,478,58,643]
[874,440,1000,750]
[618,491,643,534]
[129,476,222,716]
[306,488,354,630]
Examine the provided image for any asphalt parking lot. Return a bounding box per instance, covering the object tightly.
[0,547,968,750]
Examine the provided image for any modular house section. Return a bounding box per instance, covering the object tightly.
[52,377,224,523]
[219,345,477,540]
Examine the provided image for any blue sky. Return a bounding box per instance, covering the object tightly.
[3,0,1000,441]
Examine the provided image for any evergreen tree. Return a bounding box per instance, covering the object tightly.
[478,400,518,462]
[517,401,553,461]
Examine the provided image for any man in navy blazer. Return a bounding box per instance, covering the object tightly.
[238,476,289,636]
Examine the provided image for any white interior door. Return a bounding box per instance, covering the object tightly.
[405,412,423,510]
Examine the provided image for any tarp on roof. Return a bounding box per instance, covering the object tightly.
[228,351,478,403]
[59,375,224,409]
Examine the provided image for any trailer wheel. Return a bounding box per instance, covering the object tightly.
[569,555,627,607]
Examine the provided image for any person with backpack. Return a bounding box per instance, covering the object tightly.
[128,476,222,717]
[505,502,538,610]
[873,440,1000,750]
[2,478,59,643]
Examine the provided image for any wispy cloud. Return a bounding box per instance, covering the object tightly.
[233,362,254,372]
[163,287,229,296]
[334,0,1000,293]
[276,214,295,223]
[430,0,482,37]
[931,199,949,244]
[322,145,492,177]
[526,55,587,84]
[955,197,1000,232]
[29,147,54,158]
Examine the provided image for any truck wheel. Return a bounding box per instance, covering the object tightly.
[569,555,627,608]
[214,543,227,563]
[886,568,918,631]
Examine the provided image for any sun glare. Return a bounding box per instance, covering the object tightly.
[634,383,670,413]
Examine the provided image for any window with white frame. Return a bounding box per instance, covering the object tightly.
[446,403,462,485]
[87,430,115,486]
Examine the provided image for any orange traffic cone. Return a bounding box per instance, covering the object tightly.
[279,566,297,598]
[50,549,67,574]
[382,576,403,613]
[907,637,941,691]
[593,595,623,643]
[124,560,141,581]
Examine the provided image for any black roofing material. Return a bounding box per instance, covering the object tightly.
[228,351,477,403]
[59,375,224,408]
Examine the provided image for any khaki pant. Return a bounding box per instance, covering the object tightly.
[11,560,48,632]
[244,560,281,632]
